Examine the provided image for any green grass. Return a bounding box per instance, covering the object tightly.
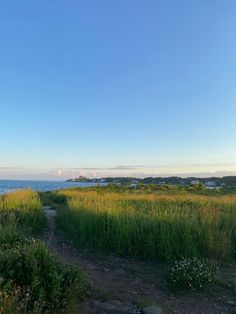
[0,189,87,313]
[39,191,67,208]
[56,188,236,261]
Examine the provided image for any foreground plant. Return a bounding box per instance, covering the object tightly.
[168,257,219,292]
[0,189,88,313]
[0,239,87,313]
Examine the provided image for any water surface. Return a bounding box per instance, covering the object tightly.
[0,180,100,194]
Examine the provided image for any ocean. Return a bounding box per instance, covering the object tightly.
[0,180,99,194]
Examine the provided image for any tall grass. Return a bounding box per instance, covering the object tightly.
[56,189,236,261]
[0,189,87,313]
[0,189,45,234]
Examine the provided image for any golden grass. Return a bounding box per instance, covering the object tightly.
[57,189,236,261]
[0,189,44,233]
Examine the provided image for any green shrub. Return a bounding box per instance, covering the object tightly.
[0,226,28,250]
[0,240,87,313]
[168,257,219,291]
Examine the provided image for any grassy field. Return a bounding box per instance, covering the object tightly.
[56,187,236,261]
[1,187,235,312]
[0,189,86,314]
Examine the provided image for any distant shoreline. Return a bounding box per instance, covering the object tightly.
[66,175,236,187]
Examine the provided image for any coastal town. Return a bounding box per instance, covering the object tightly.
[67,175,236,188]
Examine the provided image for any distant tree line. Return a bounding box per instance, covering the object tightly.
[67,175,236,187]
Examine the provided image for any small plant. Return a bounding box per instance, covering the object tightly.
[168,257,219,291]
[0,227,28,250]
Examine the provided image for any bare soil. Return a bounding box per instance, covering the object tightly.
[40,206,236,314]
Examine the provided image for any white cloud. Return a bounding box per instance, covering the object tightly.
[53,170,63,176]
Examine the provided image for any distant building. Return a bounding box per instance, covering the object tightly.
[100,179,106,183]
[191,179,200,185]
[205,181,216,187]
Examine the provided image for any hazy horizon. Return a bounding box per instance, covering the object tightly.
[1,1,236,180]
[1,164,236,181]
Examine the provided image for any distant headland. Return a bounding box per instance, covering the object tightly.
[66,175,236,187]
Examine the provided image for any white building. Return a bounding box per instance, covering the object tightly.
[191,179,200,185]
[205,181,216,187]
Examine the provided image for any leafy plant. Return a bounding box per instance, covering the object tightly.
[0,240,87,313]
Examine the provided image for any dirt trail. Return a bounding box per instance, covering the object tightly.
[41,206,236,314]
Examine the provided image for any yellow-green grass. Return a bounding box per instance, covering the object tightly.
[0,190,87,313]
[56,189,236,261]
[0,189,45,234]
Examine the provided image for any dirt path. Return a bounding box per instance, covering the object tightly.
[40,206,236,314]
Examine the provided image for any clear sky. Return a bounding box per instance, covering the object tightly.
[1,1,236,180]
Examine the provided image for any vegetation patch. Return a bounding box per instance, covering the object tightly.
[0,189,87,313]
[56,189,236,261]
[0,189,45,235]
[168,258,219,292]
[0,240,87,313]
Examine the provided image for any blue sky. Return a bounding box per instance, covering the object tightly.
[1,1,236,180]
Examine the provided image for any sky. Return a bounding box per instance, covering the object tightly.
[1,1,236,180]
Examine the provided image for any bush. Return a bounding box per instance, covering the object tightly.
[0,226,28,250]
[168,257,219,291]
[0,240,87,313]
